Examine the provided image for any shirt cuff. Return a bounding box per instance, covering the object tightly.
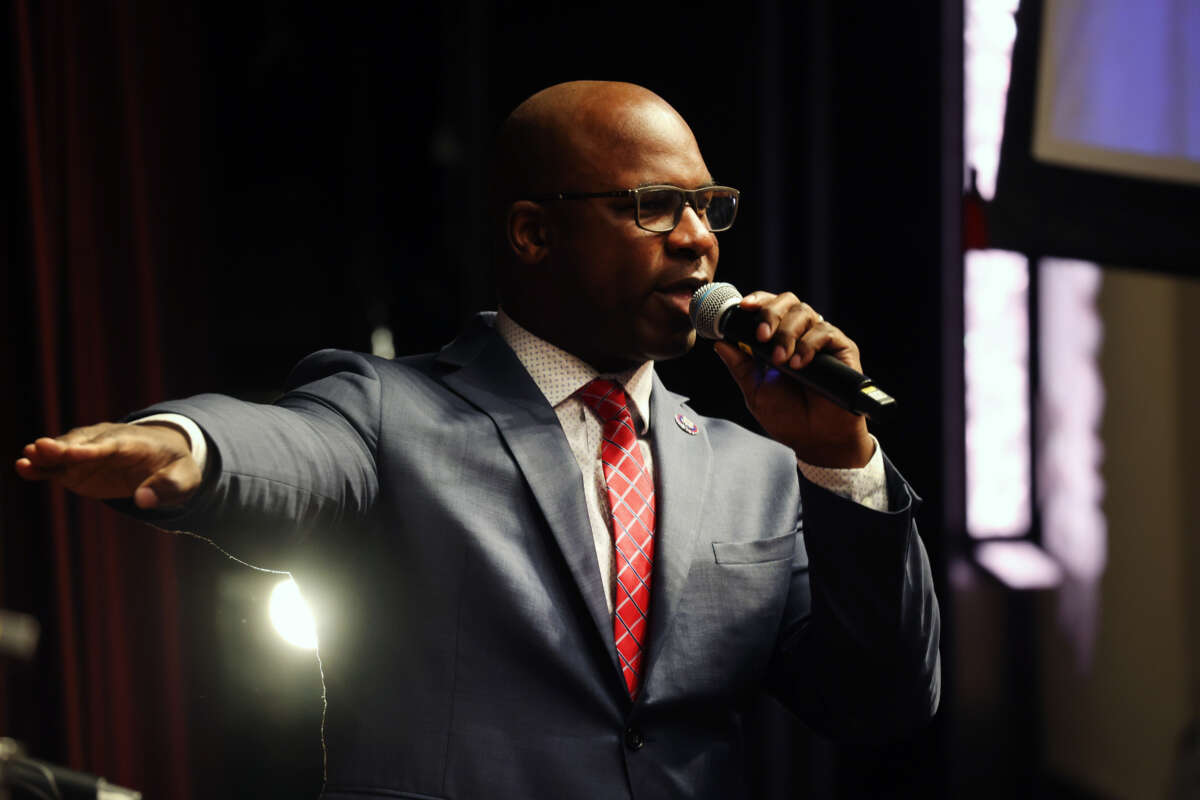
[132,413,208,474]
[795,434,888,512]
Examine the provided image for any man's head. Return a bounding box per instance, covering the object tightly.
[492,81,723,371]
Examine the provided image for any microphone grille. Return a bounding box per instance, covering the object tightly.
[689,282,743,339]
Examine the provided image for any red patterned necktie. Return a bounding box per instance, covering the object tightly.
[577,378,656,697]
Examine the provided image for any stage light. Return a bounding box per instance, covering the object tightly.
[269,578,318,650]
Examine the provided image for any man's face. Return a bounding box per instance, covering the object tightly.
[536,104,720,370]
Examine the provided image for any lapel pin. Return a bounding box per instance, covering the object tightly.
[674,412,699,435]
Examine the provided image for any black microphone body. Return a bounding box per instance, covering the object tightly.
[690,283,897,419]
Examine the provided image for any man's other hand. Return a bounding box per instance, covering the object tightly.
[14,422,201,509]
[713,290,874,469]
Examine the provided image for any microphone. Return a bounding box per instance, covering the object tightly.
[690,282,897,419]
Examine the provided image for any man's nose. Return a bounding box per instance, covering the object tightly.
[666,204,717,258]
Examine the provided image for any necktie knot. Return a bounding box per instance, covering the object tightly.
[577,378,633,425]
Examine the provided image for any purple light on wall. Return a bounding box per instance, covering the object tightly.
[965,0,1022,198]
[976,540,1064,589]
[1038,257,1106,664]
[965,250,1032,538]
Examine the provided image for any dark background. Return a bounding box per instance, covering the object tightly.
[2,0,965,797]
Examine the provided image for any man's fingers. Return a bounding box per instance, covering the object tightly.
[23,437,71,467]
[788,323,863,372]
[135,456,202,510]
[26,430,91,462]
[747,292,796,342]
[26,436,117,467]
[50,424,110,447]
[767,307,813,365]
[738,293,825,361]
[32,436,66,456]
[720,290,861,375]
[14,457,55,481]
[789,325,836,368]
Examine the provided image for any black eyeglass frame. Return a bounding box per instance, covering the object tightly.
[525,184,741,233]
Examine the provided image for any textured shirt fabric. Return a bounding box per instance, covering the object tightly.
[796,447,888,512]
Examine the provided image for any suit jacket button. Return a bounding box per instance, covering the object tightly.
[624,728,645,750]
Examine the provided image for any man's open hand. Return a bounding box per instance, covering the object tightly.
[14,422,201,509]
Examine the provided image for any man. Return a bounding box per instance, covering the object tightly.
[16,81,939,799]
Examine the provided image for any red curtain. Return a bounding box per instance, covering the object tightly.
[7,1,193,795]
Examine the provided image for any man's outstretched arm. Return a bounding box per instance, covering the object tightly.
[15,350,384,566]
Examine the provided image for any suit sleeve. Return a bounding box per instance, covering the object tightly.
[764,454,941,742]
[111,349,383,567]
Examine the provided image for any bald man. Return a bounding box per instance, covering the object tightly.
[17,82,940,799]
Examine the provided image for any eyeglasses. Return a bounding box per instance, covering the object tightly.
[526,184,740,233]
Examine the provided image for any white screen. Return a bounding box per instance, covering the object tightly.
[1033,0,1200,185]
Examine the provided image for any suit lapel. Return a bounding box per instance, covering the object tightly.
[640,376,712,690]
[437,317,622,680]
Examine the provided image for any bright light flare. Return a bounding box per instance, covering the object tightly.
[269,578,318,650]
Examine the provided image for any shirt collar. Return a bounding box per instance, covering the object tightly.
[494,309,655,434]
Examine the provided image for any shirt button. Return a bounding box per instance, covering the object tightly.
[624,728,645,750]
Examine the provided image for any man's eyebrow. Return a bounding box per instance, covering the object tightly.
[632,179,720,189]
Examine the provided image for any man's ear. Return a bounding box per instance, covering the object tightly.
[506,201,551,265]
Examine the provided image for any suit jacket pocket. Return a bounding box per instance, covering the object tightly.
[711,532,797,564]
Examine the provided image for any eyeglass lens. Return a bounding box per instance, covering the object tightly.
[637,187,737,232]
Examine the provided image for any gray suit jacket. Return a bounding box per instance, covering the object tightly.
[128,313,940,799]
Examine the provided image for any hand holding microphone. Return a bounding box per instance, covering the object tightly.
[691,283,896,418]
[690,282,894,467]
